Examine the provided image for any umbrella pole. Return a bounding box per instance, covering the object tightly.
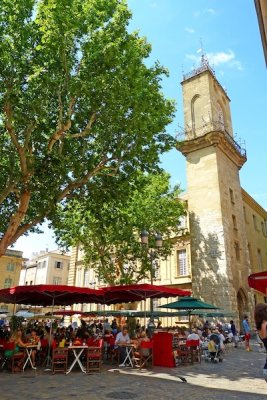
[44,298,55,370]
[188,311,192,330]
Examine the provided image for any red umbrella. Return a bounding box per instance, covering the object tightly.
[248,271,267,295]
[0,284,102,307]
[0,284,102,369]
[100,283,191,305]
[52,309,84,316]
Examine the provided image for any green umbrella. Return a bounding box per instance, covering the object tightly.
[83,310,187,318]
[159,296,220,328]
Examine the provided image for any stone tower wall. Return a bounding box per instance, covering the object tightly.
[181,67,253,317]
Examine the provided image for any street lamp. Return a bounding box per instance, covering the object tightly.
[140,230,162,318]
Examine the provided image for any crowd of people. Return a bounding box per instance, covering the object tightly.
[0,307,267,380]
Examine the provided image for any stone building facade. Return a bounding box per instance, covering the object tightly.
[0,249,24,314]
[19,249,70,286]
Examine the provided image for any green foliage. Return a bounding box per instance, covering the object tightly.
[10,315,24,332]
[53,171,186,285]
[0,0,176,254]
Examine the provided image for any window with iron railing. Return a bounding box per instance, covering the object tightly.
[4,278,12,288]
[6,263,15,272]
[53,276,62,285]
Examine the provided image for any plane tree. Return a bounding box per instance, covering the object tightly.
[53,171,186,285]
[0,0,176,256]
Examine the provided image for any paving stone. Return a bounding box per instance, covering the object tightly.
[0,340,266,399]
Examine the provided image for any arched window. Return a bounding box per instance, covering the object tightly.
[191,94,200,136]
[217,102,225,129]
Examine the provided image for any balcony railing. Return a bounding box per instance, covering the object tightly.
[182,62,216,82]
[177,121,246,158]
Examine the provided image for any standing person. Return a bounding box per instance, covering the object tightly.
[242,315,251,351]
[230,320,238,348]
[254,304,267,382]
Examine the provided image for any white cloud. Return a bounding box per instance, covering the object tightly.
[186,50,243,70]
[185,27,195,34]
[205,8,216,15]
[194,8,217,17]
[207,50,235,65]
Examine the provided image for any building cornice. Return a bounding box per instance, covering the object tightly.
[242,187,267,217]
[177,130,247,169]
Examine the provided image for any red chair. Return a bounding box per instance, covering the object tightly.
[85,339,103,373]
[0,338,7,369]
[134,340,153,369]
[186,339,201,363]
[109,336,119,364]
[36,339,48,366]
[2,341,25,373]
[51,347,69,374]
[103,334,114,360]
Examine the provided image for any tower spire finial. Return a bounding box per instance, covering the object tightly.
[199,38,209,68]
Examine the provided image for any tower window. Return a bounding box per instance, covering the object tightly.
[253,215,259,231]
[247,243,252,268]
[261,221,267,237]
[234,241,240,261]
[232,215,238,231]
[257,249,263,271]
[229,188,235,204]
[243,206,248,223]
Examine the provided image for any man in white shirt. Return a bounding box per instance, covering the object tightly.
[115,326,131,365]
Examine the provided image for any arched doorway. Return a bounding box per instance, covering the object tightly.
[237,288,248,330]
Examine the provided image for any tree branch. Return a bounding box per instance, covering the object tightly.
[4,100,31,182]
[3,216,44,250]
[56,157,113,201]
[69,112,96,138]
[0,181,16,205]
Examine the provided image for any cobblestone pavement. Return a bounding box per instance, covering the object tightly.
[1,340,266,400]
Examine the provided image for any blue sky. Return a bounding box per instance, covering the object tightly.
[14,0,267,257]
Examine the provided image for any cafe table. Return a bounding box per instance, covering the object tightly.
[118,343,135,367]
[23,345,37,371]
[66,345,88,374]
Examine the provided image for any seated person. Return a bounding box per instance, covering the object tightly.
[135,331,150,357]
[187,329,201,342]
[27,329,40,366]
[4,329,27,371]
[115,326,130,365]
[72,336,83,346]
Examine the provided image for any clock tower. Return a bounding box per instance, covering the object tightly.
[178,57,253,315]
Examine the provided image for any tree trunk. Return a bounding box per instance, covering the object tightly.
[0,191,31,257]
